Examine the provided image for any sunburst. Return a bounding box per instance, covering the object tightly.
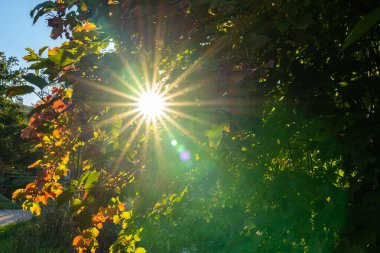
[77,4,259,168]
[137,89,166,119]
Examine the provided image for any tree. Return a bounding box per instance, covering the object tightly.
[11,1,380,253]
[0,52,29,169]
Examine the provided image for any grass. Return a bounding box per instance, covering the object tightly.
[0,207,74,253]
[0,205,120,253]
[0,194,21,209]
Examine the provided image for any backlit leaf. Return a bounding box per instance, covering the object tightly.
[6,85,35,97]
[23,73,49,90]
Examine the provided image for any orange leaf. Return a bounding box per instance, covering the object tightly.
[75,21,96,32]
[83,21,96,31]
[35,193,49,205]
[73,235,84,246]
[48,47,59,56]
[52,129,61,138]
[80,2,88,11]
[118,202,125,211]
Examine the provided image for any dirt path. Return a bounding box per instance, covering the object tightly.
[0,209,32,226]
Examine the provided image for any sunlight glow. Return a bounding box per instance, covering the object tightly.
[138,90,165,118]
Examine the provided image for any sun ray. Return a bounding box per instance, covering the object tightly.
[166,98,262,107]
[157,116,175,140]
[152,119,165,169]
[118,56,146,94]
[96,108,140,128]
[163,107,213,126]
[72,76,139,102]
[151,2,164,86]
[164,80,210,101]
[161,112,203,146]
[90,101,138,108]
[115,116,145,169]
[163,40,228,95]
[134,6,151,90]
[161,112,214,158]
[118,112,144,136]
[141,120,152,162]
[108,69,142,97]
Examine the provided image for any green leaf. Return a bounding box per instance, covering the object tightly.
[6,85,35,97]
[79,170,100,190]
[38,46,49,56]
[56,183,75,207]
[205,123,229,148]
[22,73,49,90]
[23,48,39,62]
[30,1,56,24]
[343,5,380,49]
[29,60,50,70]
[69,198,83,214]
[48,48,78,68]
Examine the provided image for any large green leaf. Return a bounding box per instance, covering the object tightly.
[49,48,78,68]
[79,170,100,190]
[343,5,380,49]
[22,73,49,90]
[6,85,35,97]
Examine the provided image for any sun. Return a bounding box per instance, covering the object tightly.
[137,90,165,119]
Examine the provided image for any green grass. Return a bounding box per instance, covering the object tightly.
[0,194,21,209]
[0,208,74,253]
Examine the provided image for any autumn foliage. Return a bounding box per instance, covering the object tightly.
[8,0,380,253]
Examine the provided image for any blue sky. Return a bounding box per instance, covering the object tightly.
[0,1,64,105]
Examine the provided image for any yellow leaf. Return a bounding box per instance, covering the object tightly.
[135,247,147,253]
[28,160,41,169]
[113,215,121,224]
[30,202,41,215]
[82,160,91,170]
[65,88,73,98]
[120,211,132,219]
[91,227,99,237]
[134,233,141,242]
[12,189,26,201]
[55,139,63,147]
